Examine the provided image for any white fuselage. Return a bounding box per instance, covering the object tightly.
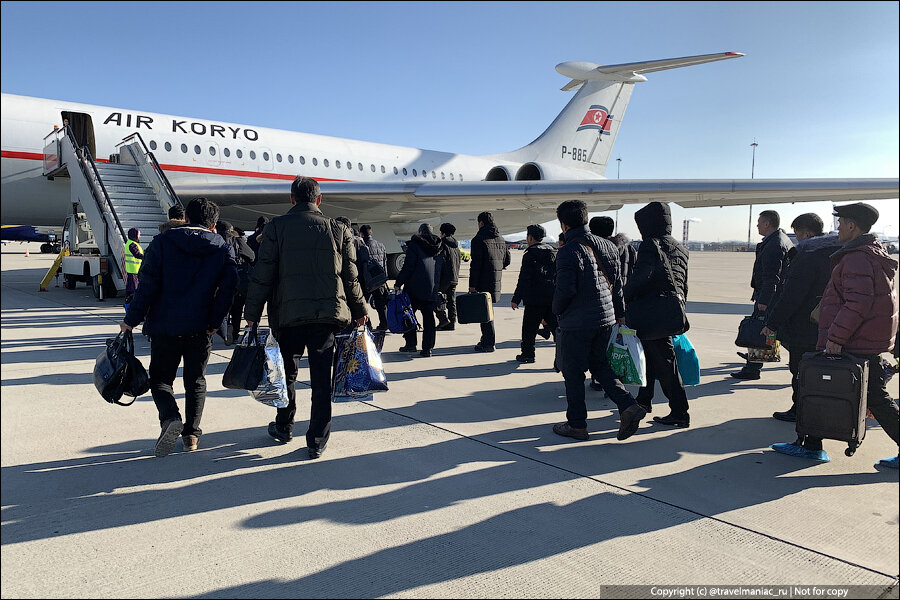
[1,93,544,235]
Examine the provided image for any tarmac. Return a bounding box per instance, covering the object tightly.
[1,242,898,599]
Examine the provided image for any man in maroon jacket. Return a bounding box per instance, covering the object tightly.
[772,203,899,468]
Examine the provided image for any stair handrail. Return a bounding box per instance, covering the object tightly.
[116,132,182,211]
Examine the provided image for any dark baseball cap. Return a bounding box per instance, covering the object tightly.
[833,202,879,232]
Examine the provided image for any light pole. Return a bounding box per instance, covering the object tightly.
[747,140,758,248]
[615,157,621,231]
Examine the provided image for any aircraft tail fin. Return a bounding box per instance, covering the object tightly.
[495,52,743,178]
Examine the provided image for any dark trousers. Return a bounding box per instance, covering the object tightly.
[370,287,388,329]
[444,285,457,325]
[520,303,557,358]
[802,355,900,447]
[148,333,213,437]
[230,290,246,337]
[403,297,436,351]
[786,343,816,409]
[480,320,496,348]
[276,323,337,450]
[636,336,690,417]
[558,326,636,429]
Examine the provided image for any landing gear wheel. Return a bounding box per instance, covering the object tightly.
[387,253,405,279]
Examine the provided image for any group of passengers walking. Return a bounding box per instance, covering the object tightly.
[118,175,899,469]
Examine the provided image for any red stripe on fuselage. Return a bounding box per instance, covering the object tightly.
[1,150,348,182]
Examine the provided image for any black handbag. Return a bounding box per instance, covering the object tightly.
[363,258,388,294]
[625,241,689,340]
[735,311,771,349]
[94,331,137,406]
[222,325,266,390]
[123,332,150,398]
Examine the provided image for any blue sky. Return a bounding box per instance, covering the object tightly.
[2,1,897,242]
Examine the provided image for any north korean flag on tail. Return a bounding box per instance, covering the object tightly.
[577,105,612,134]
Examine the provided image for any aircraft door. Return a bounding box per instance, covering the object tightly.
[61,111,96,159]
[206,141,222,168]
[259,147,274,172]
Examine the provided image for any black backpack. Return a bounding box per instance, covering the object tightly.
[232,238,252,294]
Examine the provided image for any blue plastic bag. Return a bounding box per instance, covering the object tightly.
[672,333,700,386]
[333,327,389,401]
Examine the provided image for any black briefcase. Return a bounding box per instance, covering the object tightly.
[457,292,493,324]
[797,351,868,456]
[735,313,770,349]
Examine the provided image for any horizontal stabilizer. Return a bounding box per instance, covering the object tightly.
[557,51,744,88]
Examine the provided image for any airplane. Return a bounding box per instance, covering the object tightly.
[0,224,58,252]
[2,51,897,273]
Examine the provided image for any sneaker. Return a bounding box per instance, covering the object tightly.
[398,345,417,353]
[155,418,183,458]
[652,413,690,428]
[537,327,552,340]
[419,349,432,357]
[730,369,761,380]
[474,344,495,353]
[875,456,899,469]
[515,354,535,363]
[268,421,293,443]
[308,446,324,459]
[772,406,797,422]
[617,404,647,441]
[770,442,830,462]
[552,422,590,441]
[182,435,199,452]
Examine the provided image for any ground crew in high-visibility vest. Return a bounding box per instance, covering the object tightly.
[124,227,144,303]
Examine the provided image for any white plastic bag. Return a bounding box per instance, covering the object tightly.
[247,327,289,408]
[606,325,646,387]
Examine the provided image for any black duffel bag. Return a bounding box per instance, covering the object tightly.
[223,325,266,390]
[625,242,689,340]
[735,311,771,349]
[94,331,139,406]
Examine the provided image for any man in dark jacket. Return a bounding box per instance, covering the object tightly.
[247,216,267,266]
[625,202,691,427]
[590,216,637,286]
[120,198,238,457]
[394,223,444,357]
[244,177,368,459]
[733,210,794,380]
[437,222,462,331]
[361,224,389,330]
[216,220,255,346]
[761,213,842,422]
[772,203,899,468]
[511,224,557,364]
[552,200,645,442]
[469,211,511,352]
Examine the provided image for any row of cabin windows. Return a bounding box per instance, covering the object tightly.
[148,139,464,181]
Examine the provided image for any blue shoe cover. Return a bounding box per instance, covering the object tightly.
[875,456,899,469]
[770,443,830,462]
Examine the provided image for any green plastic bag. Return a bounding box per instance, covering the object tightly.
[606,325,646,386]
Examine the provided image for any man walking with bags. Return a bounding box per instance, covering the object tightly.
[120,198,238,457]
[511,224,557,364]
[394,223,444,357]
[360,224,389,330]
[761,213,842,422]
[244,176,368,459]
[625,202,691,427]
[552,200,645,442]
[469,211,510,352]
[437,223,462,331]
[733,210,793,380]
[772,203,899,467]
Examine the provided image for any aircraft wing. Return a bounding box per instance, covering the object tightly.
[177,178,899,217]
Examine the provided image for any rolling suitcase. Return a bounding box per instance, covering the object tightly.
[456,292,494,324]
[796,351,868,456]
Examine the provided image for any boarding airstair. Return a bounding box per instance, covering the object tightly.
[42,127,181,296]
